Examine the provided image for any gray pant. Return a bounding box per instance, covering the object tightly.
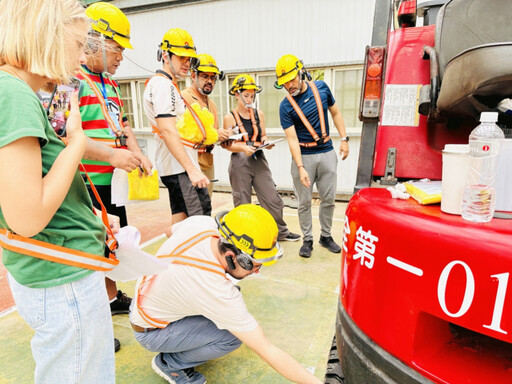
[291,149,338,241]
[134,315,241,370]
[229,152,290,240]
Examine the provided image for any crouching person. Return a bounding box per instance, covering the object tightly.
[129,204,321,384]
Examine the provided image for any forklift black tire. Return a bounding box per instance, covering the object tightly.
[324,334,345,384]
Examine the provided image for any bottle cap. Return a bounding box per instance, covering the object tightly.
[480,111,499,123]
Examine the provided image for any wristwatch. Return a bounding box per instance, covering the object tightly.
[340,136,350,142]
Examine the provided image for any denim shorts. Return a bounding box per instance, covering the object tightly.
[8,271,115,384]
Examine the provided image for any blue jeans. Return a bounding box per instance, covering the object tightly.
[134,315,241,370]
[8,271,115,384]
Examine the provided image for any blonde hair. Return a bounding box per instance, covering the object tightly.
[0,0,88,83]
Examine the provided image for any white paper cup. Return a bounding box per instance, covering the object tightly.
[441,144,470,215]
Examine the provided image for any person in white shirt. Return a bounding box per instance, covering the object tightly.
[144,28,211,233]
[130,204,322,384]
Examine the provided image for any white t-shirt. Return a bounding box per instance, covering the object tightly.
[143,72,199,176]
[130,216,258,333]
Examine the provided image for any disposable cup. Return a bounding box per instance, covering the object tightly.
[441,144,470,215]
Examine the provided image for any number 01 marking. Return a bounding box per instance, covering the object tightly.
[438,261,475,318]
[438,262,509,335]
[483,273,509,335]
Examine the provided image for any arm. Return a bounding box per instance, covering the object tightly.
[284,126,311,188]
[0,92,87,237]
[232,326,321,384]
[83,137,140,173]
[328,102,349,160]
[222,114,255,156]
[156,116,208,188]
[122,120,153,174]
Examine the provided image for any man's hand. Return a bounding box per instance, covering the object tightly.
[339,141,349,160]
[138,153,154,176]
[218,126,233,142]
[299,167,311,188]
[187,168,209,189]
[108,149,140,172]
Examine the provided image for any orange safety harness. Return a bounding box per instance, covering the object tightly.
[231,108,262,146]
[286,81,330,148]
[136,230,225,328]
[0,67,119,271]
[78,67,128,148]
[146,73,212,154]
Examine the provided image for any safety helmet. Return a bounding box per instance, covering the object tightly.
[275,54,303,86]
[86,2,133,49]
[215,204,283,267]
[191,53,220,74]
[229,74,262,95]
[160,28,198,58]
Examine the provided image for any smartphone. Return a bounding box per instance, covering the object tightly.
[36,78,82,137]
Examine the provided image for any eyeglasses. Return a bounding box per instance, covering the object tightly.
[198,73,217,82]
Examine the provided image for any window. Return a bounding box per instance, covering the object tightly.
[334,68,363,128]
[119,82,135,128]
[119,67,363,132]
[257,74,283,129]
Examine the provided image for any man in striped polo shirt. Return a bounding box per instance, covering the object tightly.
[77,2,152,348]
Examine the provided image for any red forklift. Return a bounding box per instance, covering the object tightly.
[325,0,512,383]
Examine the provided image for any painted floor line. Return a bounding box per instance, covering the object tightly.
[0,306,17,319]
[140,233,167,249]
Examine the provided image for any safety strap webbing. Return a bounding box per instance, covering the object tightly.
[136,231,225,328]
[78,67,125,140]
[231,109,261,146]
[286,81,330,148]
[146,74,210,153]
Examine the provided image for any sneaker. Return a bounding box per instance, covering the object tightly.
[279,232,301,242]
[114,338,121,353]
[152,354,207,384]
[319,235,342,253]
[299,240,313,258]
[110,290,132,315]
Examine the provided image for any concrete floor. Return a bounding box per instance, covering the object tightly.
[0,191,347,383]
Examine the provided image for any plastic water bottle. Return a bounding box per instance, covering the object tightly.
[461,112,504,222]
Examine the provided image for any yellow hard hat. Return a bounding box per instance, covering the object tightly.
[160,28,198,58]
[192,53,221,74]
[275,54,303,85]
[86,2,133,49]
[215,204,283,267]
[229,74,262,95]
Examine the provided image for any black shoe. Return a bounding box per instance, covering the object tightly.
[110,290,132,315]
[319,235,342,253]
[299,240,313,258]
[279,232,301,242]
[114,338,121,353]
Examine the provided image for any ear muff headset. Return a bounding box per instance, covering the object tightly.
[157,48,163,62]
[190,57,226,81]
[219,239,256,271]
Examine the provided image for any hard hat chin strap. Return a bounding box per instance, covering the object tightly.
[101,38,109,75]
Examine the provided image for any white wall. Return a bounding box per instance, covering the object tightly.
[113,0,376,78]
[111,0,375,196]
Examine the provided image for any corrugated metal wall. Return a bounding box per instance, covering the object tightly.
[113,0,376,77]
[110,0,376,196]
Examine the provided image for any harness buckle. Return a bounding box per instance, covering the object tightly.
[115,133,128,148]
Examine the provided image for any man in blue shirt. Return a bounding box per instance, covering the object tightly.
[276,54,350,258]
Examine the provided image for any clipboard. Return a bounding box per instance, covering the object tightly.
[256,138,284,149]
